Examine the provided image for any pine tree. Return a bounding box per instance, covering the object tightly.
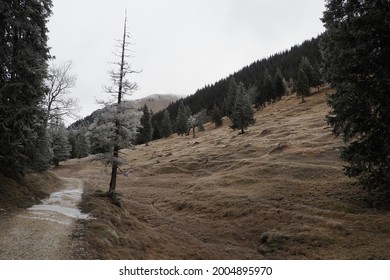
[262,69,275,103]
[321,0,390,195]
[139,104,152,145]
[224,77,238,118]
[48,119,71,166]
[274,68,286,101]
[211,104,223,128]
[299,57,316,88]
[296,68,310,103]
[152,121,161,140]
[161,109,173,138]
[175,100,190,136]
[69,127,90,158]
[229,82,255,134]
[0,0,53,172]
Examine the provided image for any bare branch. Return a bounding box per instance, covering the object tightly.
[43,60,79,125]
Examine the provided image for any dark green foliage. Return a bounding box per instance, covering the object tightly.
[211,104,223,128]
[299,57,316,88]
[229,83,255,134]
[223,77,238,118]
[48,121,71,166]
[175,100,190,136]
[161,109,173,138]
[152,121,161,140]
[274,68,286,101]
[0,0,53,172]
[296,68,310,103]
[138,104,152,145]
[262,69,275,103]
[321,0,390,195]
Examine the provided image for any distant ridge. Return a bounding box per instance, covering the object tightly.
[69,93,180,129]
[134,94,180,114]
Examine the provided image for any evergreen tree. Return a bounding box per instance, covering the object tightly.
[152,121,161,140]
[138,104,152,145]
[296,68,310,103]
[223,77,238,118]
[229,82,255,134]
[211,104,223,128]
[69,127,90,158]
[161,109,173,138]
[175,100,190,136]
[262,69,275,103]
[321,0,390,195]
[0,0,53,172]
[48,120,71,166]
[274,68,286,101]
[300,57,316,88]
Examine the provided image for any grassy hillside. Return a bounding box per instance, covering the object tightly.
[0,171,60,212]
[55,87,390,259]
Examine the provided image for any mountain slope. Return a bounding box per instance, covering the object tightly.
[69,93,179,129]
[55,87,390,259]
[134,93,180,114]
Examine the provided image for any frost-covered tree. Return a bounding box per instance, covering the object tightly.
[69,127,90,159]
[188,109,207,138]
[229,82,255,134]
[100,12,140,195]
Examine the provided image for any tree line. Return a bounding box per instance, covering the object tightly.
[151,36,323,138]
[2,0,389,199]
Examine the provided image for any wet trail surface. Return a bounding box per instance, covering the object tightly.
[0,178,87,260]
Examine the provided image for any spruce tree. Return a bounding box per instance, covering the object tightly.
[300,57,316,88]
[296,68,310,103]
[262,69,275,103]
[48,120,71,166]
[224,77,238,118]
[0,0,53,172]
[274,68,286,101]
[139,104,152,145]
[161,109,173,138]
[229,82,255,134]
[175,100,190,136]
[152,121,161,140]
[321,0,390,195]
[211,104,223,128]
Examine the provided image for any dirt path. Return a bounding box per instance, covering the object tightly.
[0,178,87,260]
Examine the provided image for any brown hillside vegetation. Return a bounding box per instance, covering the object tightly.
[54,87,390,259]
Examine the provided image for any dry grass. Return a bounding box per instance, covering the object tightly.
[55,87,390,259]
[0,170,61,212]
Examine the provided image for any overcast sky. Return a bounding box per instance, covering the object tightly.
[47,0,326,123]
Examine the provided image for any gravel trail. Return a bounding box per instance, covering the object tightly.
[0,178,87,260]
